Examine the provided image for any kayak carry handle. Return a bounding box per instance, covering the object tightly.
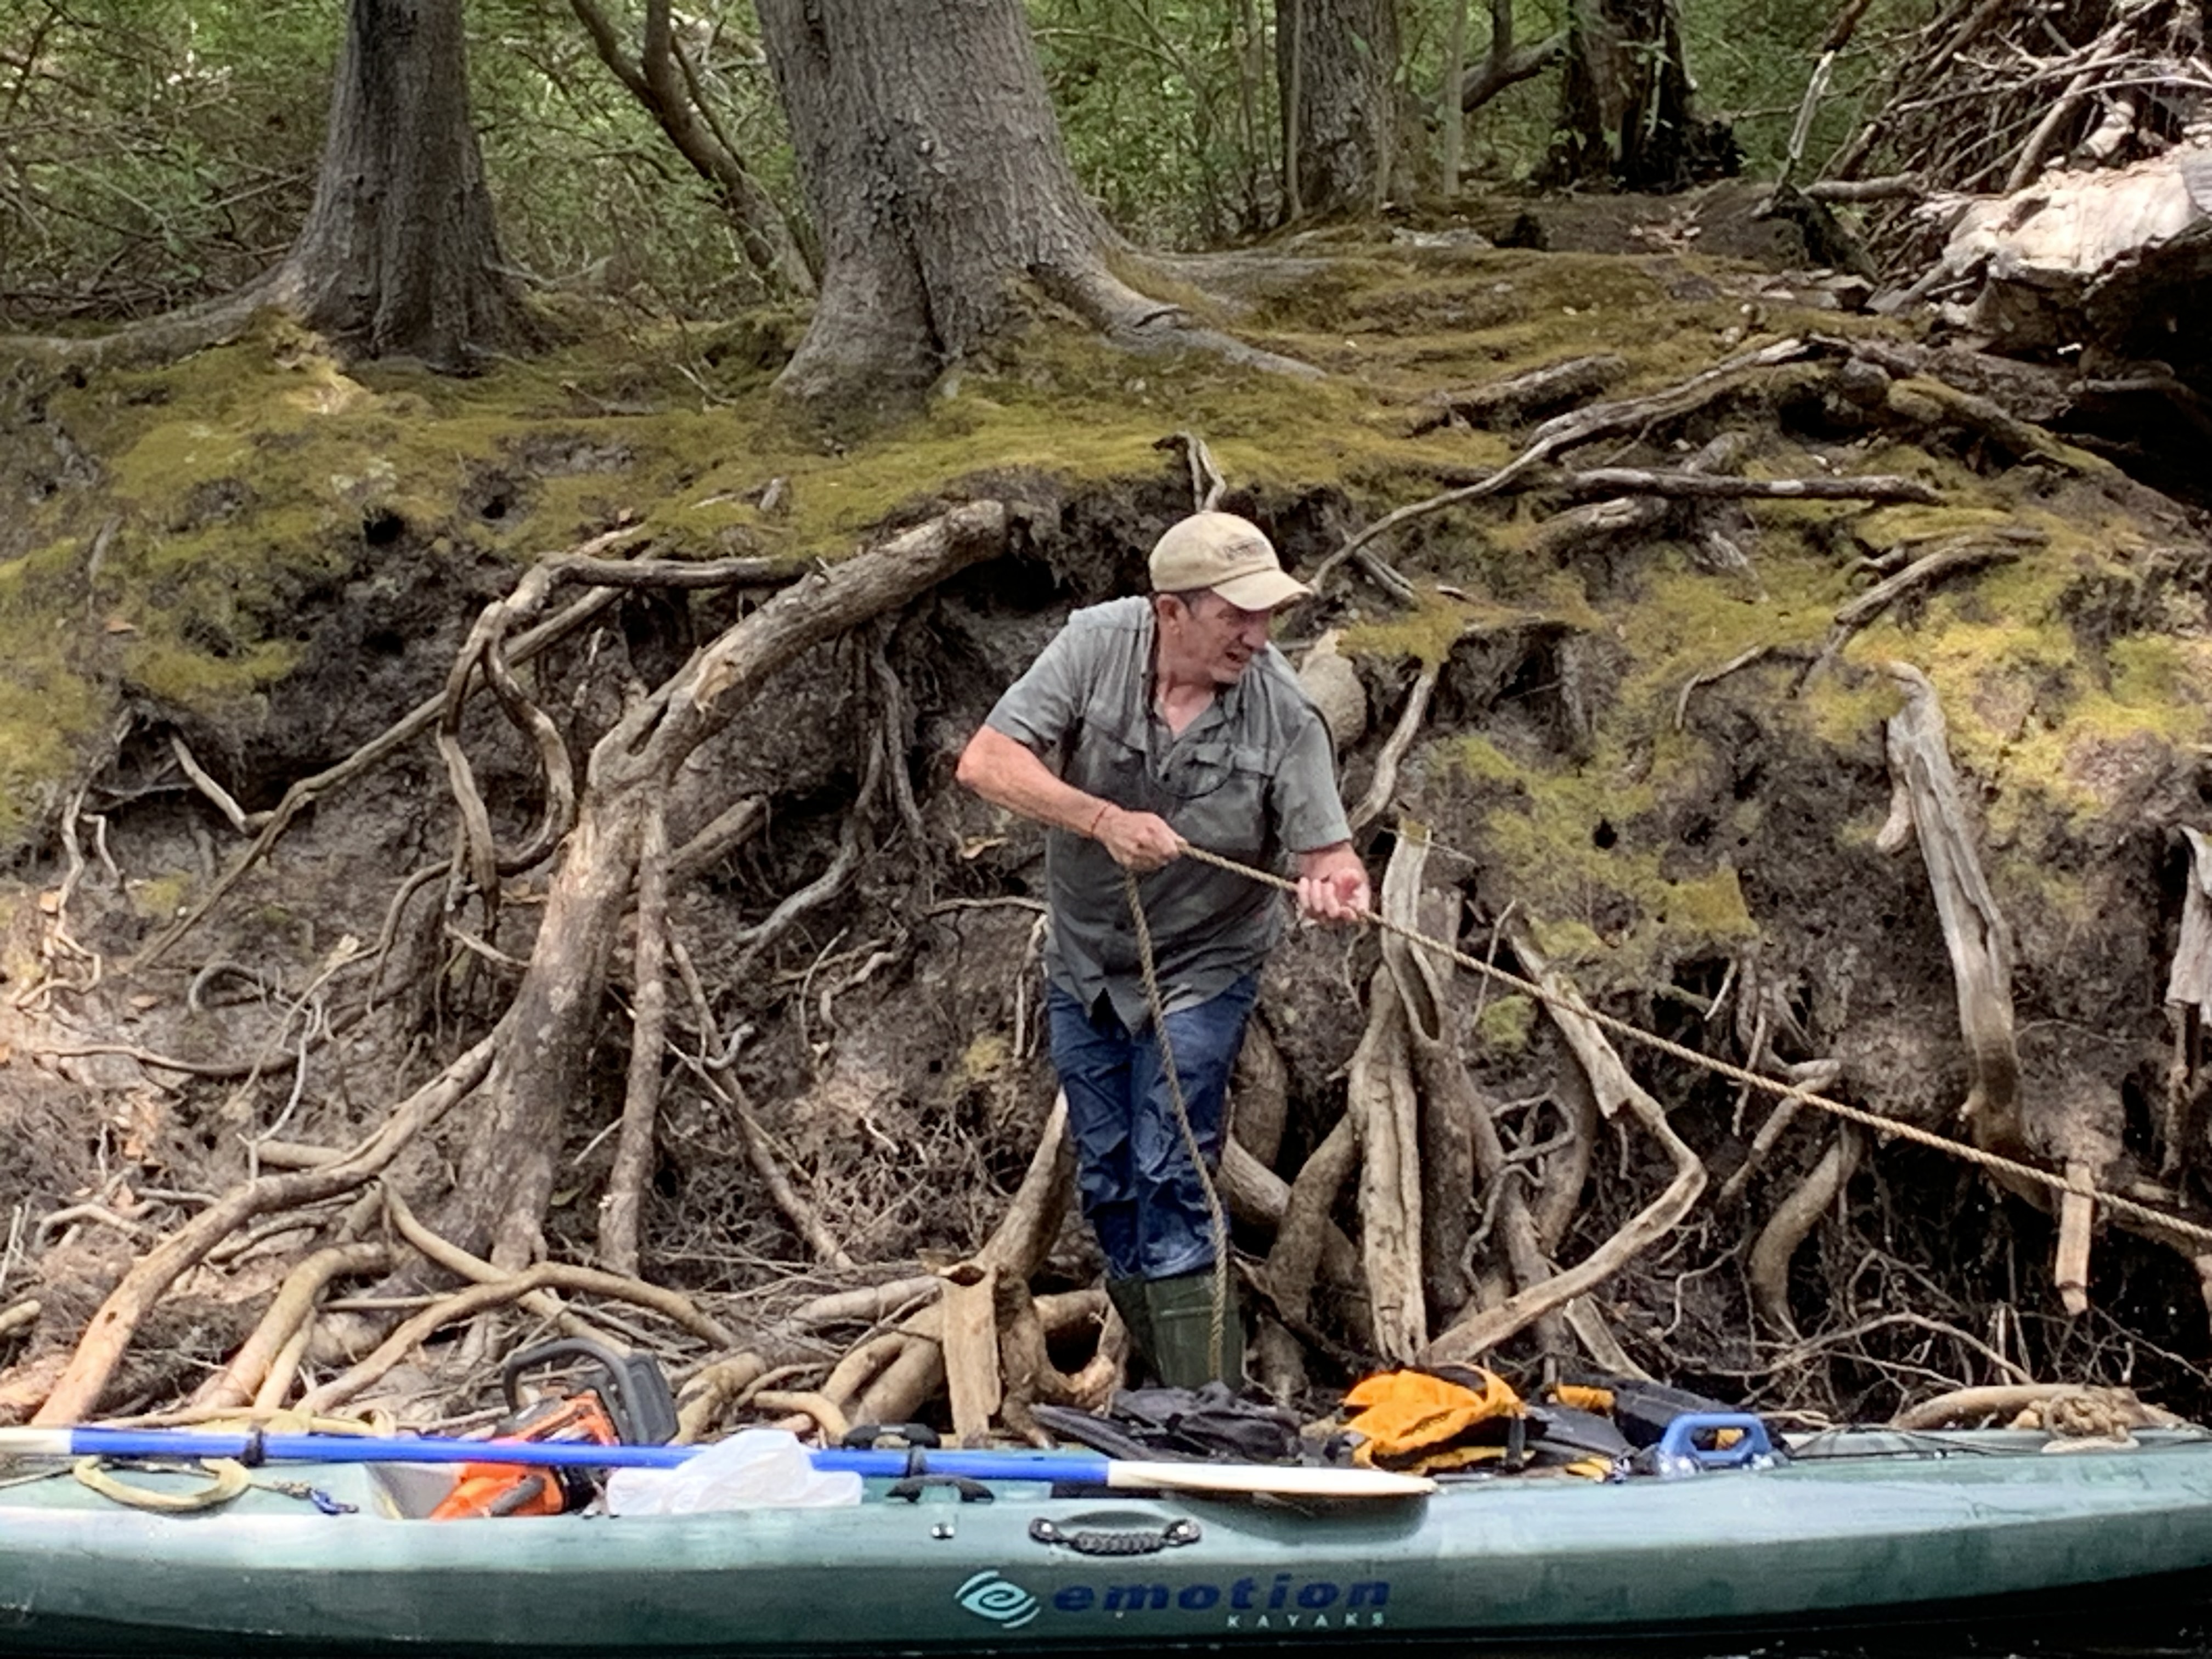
[1653,1413,1775,1470]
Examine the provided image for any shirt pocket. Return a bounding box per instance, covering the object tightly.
[1166,738,1276,859]
[1071,698,1155,808]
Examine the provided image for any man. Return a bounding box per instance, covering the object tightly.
[956,510,1369,1387]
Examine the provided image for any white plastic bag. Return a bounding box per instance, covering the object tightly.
[605,1428,862,1515]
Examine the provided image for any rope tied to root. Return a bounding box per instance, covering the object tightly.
[1130,837,2212,1256]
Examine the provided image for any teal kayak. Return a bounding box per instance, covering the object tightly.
[4,1426,2212,1654]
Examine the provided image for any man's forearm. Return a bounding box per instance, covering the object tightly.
[956,725,1114,837]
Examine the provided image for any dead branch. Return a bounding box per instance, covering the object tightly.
[1719,1057,1845,1203]
[1157,430,1227,510]
[1882,376,2111,473]
[1406,355,1627,436]
[1804,174,1921,201]
[1314,339,1816,591]
[30,1021,506,1426]
[1676,644,1788,731]
[167,733,251,834]
[1531,498,1665,562]
[1813,537,2028,674]
[684,1060,855,1271]
[1553,469,1940,504]
[1878,663,2026,1160]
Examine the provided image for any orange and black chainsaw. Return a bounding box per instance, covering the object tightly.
[428,1338,678,1520]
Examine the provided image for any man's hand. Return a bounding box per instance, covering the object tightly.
[1094,805,1181,872]
[1295,842,1370,924]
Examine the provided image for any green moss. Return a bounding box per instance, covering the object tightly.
[1446,732,1757,991]
[1475,993,1537,1053]
[129,872,195,921]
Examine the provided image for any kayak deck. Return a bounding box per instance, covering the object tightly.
[4,1429,2212,1655]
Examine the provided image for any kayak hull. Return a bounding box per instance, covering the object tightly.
[4,1430,2212,1655]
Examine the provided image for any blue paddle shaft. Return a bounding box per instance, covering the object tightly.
[42,1427,1098,1482]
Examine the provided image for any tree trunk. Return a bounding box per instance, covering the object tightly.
[754,0,1130,412]
[269,0,536,369]
[1277,0,1401,217]
[1548,0,1719,190]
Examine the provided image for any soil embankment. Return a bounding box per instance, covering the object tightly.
[1,208,2208,1434]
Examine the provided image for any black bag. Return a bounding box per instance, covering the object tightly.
[1034,1384,1305,1464]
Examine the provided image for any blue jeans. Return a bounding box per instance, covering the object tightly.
[1047,975,1259,1282]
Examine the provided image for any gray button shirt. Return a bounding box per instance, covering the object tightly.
[985,596,1352,1030]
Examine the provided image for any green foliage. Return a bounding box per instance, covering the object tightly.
[467,1,803,311]
[0,0,334,322]
[0,0,1993,333]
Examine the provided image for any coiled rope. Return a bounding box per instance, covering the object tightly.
[1124,839,2212,1307]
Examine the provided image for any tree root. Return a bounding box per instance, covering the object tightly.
[1748,1124,1863,1334]
[1893,1382,2185,1432]
[378,1186,633,1352]
[1346,964,1428,1360]
[188,1240,391,1412]
[294,1259,733,1415]
[599,800,670,1278]
[1422,926,1706,1366]
[1348,664,1439,836]
[30,1022,507,1426]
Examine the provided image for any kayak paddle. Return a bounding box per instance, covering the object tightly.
[0,1426,1435,1499]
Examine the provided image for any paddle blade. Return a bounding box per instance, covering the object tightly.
[1106,1460,1435,1498]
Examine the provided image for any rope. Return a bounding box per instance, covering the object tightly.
[73,1454,250,1511]
[1156,840,2212,1254]
[1122,871,1232,1380]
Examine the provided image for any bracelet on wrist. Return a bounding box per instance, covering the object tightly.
[1086,800,1115,838]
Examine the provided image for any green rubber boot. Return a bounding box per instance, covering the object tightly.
[1105,1277,1157,1383]
[1144,1269,1244,1389]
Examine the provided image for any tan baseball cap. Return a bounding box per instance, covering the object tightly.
[1148,512,1312,611]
